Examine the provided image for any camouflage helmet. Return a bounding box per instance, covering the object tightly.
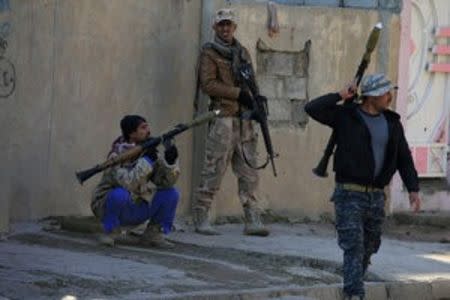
[213,8,236,24]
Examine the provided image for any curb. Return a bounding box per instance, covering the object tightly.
[393,212,450,229]
[157,280,450,300]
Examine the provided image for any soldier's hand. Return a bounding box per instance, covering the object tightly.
[409,192,421,213]
[256,95,268,104]
[339,82,357,101]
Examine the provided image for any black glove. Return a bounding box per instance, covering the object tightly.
[238,90,253,109]
[255,95,268,105]
[145,146,158,162]
[163,138,178,164]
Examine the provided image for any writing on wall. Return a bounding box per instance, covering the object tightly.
[0,0,14,98]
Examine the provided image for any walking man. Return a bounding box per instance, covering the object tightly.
[305,73,421,299]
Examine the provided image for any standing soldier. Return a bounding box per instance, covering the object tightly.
[305,74,421,300]
[193,8,269,236]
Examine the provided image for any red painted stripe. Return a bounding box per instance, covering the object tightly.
[428,63,450,73]
[432,45,450,55]
[414,146,428,174]
[436,27,450,37]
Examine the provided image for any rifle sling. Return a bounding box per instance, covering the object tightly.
[238,105,270,170]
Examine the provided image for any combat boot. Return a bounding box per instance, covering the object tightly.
[97,234,116,247]
[194,208,221,235]
[140,223,174,249]
[97,228,121,247]
[243,206,270,237]
[363,254,371,276]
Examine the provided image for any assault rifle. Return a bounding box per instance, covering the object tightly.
[312,23,383,177]
[76,110,220,184]
[239,63,277,177]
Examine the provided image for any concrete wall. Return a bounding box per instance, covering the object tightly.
[237,0,402,12]
[194,1,400,221]
[392,0,450,213]
[0,0,202,225]
[0,0,403,229]
[0,0,13,233]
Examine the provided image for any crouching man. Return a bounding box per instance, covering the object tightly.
[91,115,180,248]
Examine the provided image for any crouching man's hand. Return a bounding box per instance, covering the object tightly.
[163,138,178,165]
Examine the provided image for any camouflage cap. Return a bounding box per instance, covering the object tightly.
[360,73,398,97]
[214,8,236,24]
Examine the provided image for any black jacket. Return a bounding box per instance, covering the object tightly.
[305,93,419,192]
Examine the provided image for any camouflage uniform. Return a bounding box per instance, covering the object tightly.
[91,143,180,222]
[193,11,268,235]
[332,187,385,298]
[195,117,259,211]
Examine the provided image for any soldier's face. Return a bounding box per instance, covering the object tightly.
[213,20,236,43]
[129,122,150,143]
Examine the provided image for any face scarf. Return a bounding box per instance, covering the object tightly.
[107,136,135,159]
[204,36,248,84]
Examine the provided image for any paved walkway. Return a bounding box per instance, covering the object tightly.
[170,223,450,282]
[0,222,448,299]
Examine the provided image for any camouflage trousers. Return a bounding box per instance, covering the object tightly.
[194,117,259,212]
[332,186,385,298]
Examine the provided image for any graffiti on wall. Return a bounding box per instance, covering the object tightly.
[407,0,449,178]
[0,36,14,98]
[0,0,14,98]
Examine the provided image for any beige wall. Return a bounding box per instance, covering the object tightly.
[194,1,400,221]
[0,0,401,229]
[0,0,13,233]
[0,0,202,224]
